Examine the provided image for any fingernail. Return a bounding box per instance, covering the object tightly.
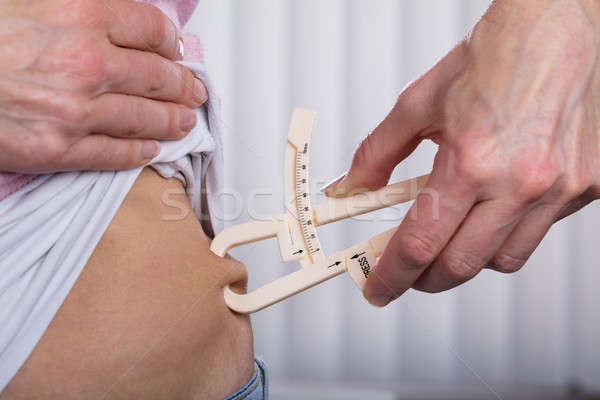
[193,79,208,105]
[141,140,160,160]
[180,108,197,132]
[177,38,184,60]
[368,294,393,308]
[320,172,346,197]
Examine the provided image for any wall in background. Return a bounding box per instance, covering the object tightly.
[188,0,600,394]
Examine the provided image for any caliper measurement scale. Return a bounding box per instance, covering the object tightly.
[291,140,320,264]
[211,108,429,314]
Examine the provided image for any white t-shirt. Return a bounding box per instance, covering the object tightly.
[0,62,224,390]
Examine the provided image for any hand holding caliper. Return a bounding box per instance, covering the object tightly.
[211,108,428,314]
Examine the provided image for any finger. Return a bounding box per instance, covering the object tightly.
[413,199,523,293]
[105,47,207,108]
[363,154,476,307]
[323,42,468,198]
[555,195,594,222]
[87,93,197,140]
[60,134,160,171]
[104,0,182,60]
[485,203,562,274]
[486,187,596,273]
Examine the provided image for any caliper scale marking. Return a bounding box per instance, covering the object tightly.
[293,142,320,263]
[210,108,429,314]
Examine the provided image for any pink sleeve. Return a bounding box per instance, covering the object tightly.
[141,0,204,62]
[138,0,200,29]
[0,173,36,201]
[0,0,203,202]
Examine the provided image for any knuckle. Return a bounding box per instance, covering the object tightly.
[37,134,68,169]
[351,135,390,183]
[57,94,91,127]
[454,156,485,186]
[452,139,501,187]
[514,164,557,203]
[37,31,107,93]
[169,107,185,137]
[78,57,106,92]
[558,172,592,201]
[510,140,558,202]
[86,136,115,169]
[353,137,374,169]
[93,136,137,170]
[126,101,148,137]
[157,104,180,138]
[63,37,107,92]
[490,253,526,274]
[146,6,168,49]
[440,250,481,282]
[395,233,440,268]
[178,66,196,103]
[148,56,168,93]
[114,140,138,168]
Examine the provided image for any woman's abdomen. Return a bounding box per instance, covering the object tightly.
[2,168,254,400]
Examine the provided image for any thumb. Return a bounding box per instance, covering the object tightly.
[322,42,467,198]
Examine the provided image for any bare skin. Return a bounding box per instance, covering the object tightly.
[324,0,600,307]
[0,0,208,172]
[0,168,254,400]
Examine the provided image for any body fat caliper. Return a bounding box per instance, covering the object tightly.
[211,108,429,314]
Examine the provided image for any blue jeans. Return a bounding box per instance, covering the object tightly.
[224,358,268,400]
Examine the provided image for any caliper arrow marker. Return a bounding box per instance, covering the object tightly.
[350,252,366,260]
[327,261,342,268]
[292,250,304,255]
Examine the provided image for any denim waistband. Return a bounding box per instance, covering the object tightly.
[224,358,268,400]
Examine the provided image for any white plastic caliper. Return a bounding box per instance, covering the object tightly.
[211,108,428,314]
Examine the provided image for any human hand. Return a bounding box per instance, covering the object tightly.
[0,0,208,172]
[323,0,600,307]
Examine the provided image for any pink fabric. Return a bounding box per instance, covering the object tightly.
[0,174,36,200]
[142,0,199,29]
[0,0,202,201]
[141,0,203,62]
